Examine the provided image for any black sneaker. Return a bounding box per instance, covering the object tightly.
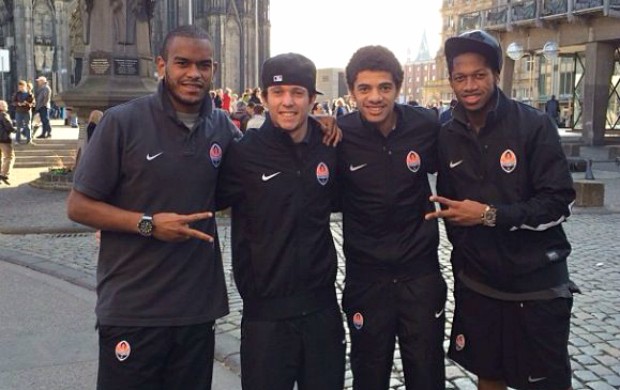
[0,175,9,185]
[36,135,46,139]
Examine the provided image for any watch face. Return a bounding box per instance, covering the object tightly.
[483,207,497,227]
[138,217,154,236]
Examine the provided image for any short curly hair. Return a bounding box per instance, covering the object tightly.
[345,46,404,91]
[160,25,212,60]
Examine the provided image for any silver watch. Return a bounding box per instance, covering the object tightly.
[137,214,154,237]
[481,206,497,227]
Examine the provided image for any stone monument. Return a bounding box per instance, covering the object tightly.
[58,0,157,162]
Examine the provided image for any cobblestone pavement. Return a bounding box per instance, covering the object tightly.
[1,212,619,389]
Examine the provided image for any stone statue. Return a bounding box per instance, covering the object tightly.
[70,4,85,53]
[82,0,94,44]
[45,47,55,70]
[34,45,45,71]
[110,0,128,44]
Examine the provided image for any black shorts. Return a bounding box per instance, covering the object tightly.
[97,322,215,390]
[343,272,447,390]
[240,305,345,390]
[448,286,573,390]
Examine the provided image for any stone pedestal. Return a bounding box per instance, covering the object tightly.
[56,0,157,165]
[573,180,605,207]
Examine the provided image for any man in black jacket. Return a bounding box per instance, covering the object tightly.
[217,53,345,390]
[337,45,446,390]
[426,30,577,390]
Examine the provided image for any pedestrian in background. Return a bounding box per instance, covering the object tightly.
[86,110,104,142]
[34,76,53,139]
[0,100,16,185]
[217,52,345,390]
[230,100,251,131]
[427,29,578,390]
[439,98,458,125]
[67,25,240,390]
[545,94,561,126]
[311,101,325,115]
[245,103,265,130]
[11,80,34,144]
[337,45,446,390]
[333,97,348,117]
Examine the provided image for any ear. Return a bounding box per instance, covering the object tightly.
[348,89,357,104]
[309,94,317,106]
[155,56,165,80]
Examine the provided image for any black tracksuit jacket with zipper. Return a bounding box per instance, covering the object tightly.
[216,116,339,320]
[436,88,576,294]
[337,104,441,281]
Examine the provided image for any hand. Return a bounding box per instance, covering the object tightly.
[424,196,487,226]
[152,211,214,242]
[313,114,342,147]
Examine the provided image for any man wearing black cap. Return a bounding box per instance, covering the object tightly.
[216,52,345,390]
[426,30,577,390]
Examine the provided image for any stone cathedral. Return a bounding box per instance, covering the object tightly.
[0,0,270,98]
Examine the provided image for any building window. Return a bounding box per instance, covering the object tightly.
[559,71,574,97]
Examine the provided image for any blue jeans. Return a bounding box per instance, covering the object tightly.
[14,111,31,143]
[38,107,52,137]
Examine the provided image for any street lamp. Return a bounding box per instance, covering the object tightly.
[542,41,559,61]
[506,42,525,61]
[507,41,535,105]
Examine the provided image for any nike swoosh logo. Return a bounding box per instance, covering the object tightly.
[435,308,444,318]
[449,160,463,168]
[146,152,164,161]
[528,376,547,383]
[261,172,282,181]
[349,163,368,172]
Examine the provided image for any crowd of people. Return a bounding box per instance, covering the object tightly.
[65,24,577,390]
[209,85,360,133]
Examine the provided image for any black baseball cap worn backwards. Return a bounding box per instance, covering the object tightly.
[445,30,503,74]
[261,53,323,95]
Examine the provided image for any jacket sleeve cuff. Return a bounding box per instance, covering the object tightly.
[494,204,522,229]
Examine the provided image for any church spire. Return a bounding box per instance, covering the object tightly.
[415,30,431,62]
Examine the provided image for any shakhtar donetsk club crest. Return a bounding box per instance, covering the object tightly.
[210,143,222,168]
[406,151,421,173]
[500,149,517,173]
[352,312,364,330]
[316,162,329,186]
[115,340,131,361]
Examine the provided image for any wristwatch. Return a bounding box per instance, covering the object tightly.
[137,214,154,237]
[481,206,497,227]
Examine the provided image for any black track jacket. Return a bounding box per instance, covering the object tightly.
[436,88,575,294]
[337,104,440,281]
[216,116,339,320]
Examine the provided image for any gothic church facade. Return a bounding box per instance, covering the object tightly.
[0,0,270,98]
